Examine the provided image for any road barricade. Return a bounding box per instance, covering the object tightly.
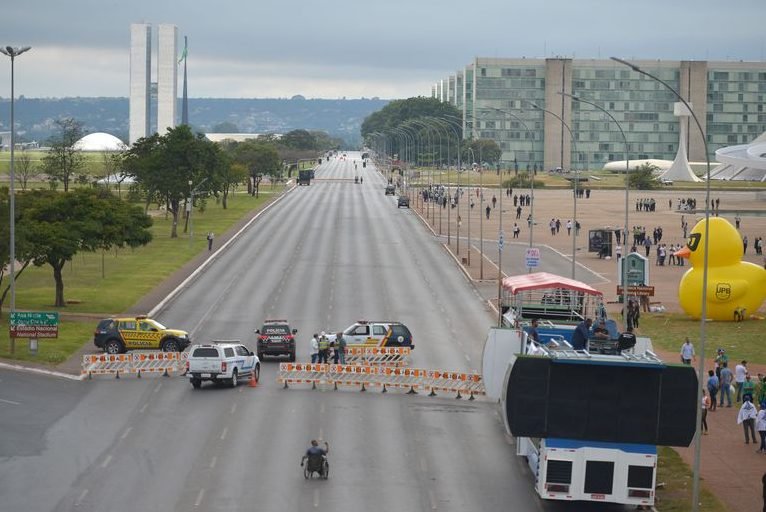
[344,346,411,366]
[277,363,485,399]
[81,352,183,379]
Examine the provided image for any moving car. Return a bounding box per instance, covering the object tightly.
[93,315,190,354]
[385,184,396,195]
[397,195,410,208]
[255,319,297,361]
[186,342,260,389]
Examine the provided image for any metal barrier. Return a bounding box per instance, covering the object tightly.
[81,352,183,379]
[277,363,485,399]
[344,346,411,366]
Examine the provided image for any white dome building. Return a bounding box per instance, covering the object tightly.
[74,132,127,152]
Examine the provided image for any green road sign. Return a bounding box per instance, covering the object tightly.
[10,311,59,338]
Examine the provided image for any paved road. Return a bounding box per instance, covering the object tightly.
[0,153,632,512]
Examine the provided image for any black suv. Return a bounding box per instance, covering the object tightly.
[397,195,410,208]
[255,320,297,361]
[385,184,395,195]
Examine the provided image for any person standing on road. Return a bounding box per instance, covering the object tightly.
[207,232,214,251]
[336,332,347,364]
[707,370,719,412]
[736,360,749,402]
[310,333,319,363]
[317,332,330,363]
[566,219,572,236]
[756,402,766,453]
[680,337,695,365]
[486,204,491,220]
[738,397,758,444]
[701,389,710,434]
[720,362,734,407]
[743,374,756,403]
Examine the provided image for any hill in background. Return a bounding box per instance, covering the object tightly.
[0,96,390,148]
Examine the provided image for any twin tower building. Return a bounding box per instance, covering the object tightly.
[129,23,180,145]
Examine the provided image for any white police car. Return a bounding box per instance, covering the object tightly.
[186,342,260,389]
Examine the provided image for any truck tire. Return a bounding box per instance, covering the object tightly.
[191,378,202,389]
[161,338,180,352]
[229,369,238,388]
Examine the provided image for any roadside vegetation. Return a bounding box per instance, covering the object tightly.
[655,447,727,511]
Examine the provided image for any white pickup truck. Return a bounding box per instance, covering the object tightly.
[186,342,260,389]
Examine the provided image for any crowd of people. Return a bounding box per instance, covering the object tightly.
[309,332,347,364]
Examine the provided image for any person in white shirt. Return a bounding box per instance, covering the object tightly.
[680,338,695,365]
[310,334,320,363]
[735,360,748,402]
[756,401,766,453]
[737,397,757,444]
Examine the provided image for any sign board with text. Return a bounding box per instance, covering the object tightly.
[10,311,59,338]
[525,248,541,268]
[616,285,655,297]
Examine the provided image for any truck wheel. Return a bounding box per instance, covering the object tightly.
[105,339,124,354]
[191,378,202,389]
[257,349,263,360]
[229,369,238,388]
[253,364,260,383]
[289,351,296,362]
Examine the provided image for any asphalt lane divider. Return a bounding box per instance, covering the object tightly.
[277,363,485,399]
[81,352,186,379]
[343,346,411,366]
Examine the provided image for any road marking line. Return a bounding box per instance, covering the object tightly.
[120,427,133,440]
[220,427,228,440]
[209,456,217,469]
[230,403,237,415]
[75,488,89,506]
[0,361,84,381]
[313,489,320,507]
[0,398,20,405]
[153,383,162,393]
[464,354,471,363]
[428,489,438,509]
[100,455,112,468]
[139,403,148,413]
[194,488,205,508]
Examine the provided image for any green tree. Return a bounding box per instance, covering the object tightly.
[230,139,281,197]
[627,163,660,190]
[15,148,35,191]
[361,97,462,166]
[20,188,153,307]
[280,129,317,150]
[40,118,85,192]
[462,139,502,165]
[124,125,226,237]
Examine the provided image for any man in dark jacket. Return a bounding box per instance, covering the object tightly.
[572,318,592,350]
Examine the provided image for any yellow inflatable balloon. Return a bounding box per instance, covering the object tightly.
[675,217,766,321]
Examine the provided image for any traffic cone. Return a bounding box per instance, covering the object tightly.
[249,371,258,388]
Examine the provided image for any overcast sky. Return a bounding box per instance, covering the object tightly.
[0,0,764,100]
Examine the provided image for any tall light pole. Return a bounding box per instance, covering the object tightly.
[466,148,476,267]
[612,56,712,512]
[527,101,579,279]
[0,45,31,355]
[560,92,632,307]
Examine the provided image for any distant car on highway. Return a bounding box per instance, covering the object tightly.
[659,178,673,185]
[385,184,396,195]
[397,195,410,208]
[93,315,190,354]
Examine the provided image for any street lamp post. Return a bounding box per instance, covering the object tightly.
[0,45,31,355]
[560,92,632,309]
[188,178,208,249]
[527,101,578,279]
[611,56,712,512]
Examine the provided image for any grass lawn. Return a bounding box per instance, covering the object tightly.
[640,312,766,365]
[0,188,279,363]
[656,447,727,511]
